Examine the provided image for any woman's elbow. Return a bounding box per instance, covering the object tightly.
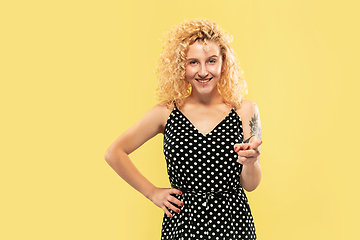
[104,149,115,165]
[241,177,261,192]
[104,147,126,166]
[243,184,259,192]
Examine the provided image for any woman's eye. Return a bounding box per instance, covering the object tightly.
[208,59,216,64]
[189,61,197,65]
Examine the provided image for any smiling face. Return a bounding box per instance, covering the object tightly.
[185,40,223,96]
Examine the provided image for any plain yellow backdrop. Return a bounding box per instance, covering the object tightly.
[1,0,359,239]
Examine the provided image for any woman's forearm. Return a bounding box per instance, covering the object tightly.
[104,149,156,199]
[240,161,262,192]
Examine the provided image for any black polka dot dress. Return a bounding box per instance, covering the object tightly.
[161,105,257,240]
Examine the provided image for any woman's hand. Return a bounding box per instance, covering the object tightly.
[234,140,262,165]
[148,188,184,218]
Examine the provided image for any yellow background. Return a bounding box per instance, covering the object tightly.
[1,0,359,239]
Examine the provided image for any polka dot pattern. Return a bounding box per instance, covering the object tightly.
[161,105,257,239]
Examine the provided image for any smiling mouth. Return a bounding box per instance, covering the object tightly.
[195,78,212,84]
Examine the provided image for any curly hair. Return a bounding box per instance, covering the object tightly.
[155,19,247,108]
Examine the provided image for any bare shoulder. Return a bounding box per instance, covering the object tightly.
[107,103,174,155]
[150,102,174,119]
[236,100,260,119]
[142,102,174,133]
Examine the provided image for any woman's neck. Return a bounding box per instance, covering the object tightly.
[187,88,224,106]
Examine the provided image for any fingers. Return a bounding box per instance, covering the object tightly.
[237,155,258,165]
[237,150,260,164]
[234,140,262,152]
[167,189,183,214]
[161,206,173,218]
[250,140,262,150]
[160,188,184,218]
[165,199,181,214]
[234,143,250,152]
[234,145,259,158]
[168,188,184,208]
[234,140,262,165]
[169,188,182,196]
[237,149,259,158]
[169,195,184,208]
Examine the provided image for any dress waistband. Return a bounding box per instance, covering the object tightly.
[177,187,241,208]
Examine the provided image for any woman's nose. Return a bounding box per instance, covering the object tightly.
[198,65,208,78]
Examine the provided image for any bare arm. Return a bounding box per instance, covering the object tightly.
[104,104,183,217]
[234,100,262,192]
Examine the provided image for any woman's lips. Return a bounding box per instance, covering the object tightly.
[195,78,212,85]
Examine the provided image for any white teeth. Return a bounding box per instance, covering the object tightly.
[197,78,211,83]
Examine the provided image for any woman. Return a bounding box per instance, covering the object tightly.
[105,19,262,239]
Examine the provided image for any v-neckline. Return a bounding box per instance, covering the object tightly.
[176,106,234,137]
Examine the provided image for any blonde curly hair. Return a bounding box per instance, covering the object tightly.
[155,19,247,108]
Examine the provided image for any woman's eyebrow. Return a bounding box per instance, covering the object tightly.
[187,55,219,60]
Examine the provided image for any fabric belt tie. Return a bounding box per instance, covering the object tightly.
[178,187,239,210]
[175,187,241,236]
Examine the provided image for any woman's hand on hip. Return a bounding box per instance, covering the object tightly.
[148,188,183,218]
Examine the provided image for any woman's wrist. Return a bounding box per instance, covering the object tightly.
[144,185,158,201]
